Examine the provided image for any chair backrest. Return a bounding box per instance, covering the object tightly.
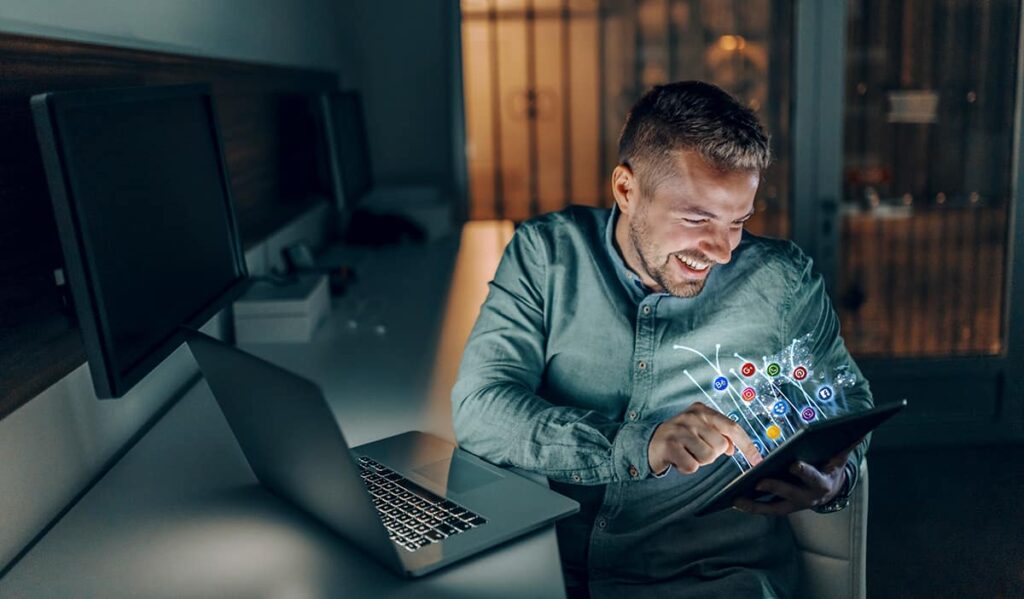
[787,460,869,599]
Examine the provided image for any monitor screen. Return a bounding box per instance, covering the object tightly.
[322,91,373,214]
[32,84,249,398]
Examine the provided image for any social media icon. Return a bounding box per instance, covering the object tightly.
[771,400,788,416]
[727,411,742,422]
[741,362,757,377]
[800,407,817,422]
[752,440,765,454]
[766,363,781,377]
[741,387,757,402]
[765,424,782,440]
[817,385,834,401]
[713,376,729,391]
[793,366,808,380]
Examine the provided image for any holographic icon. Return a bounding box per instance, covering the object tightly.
[817,385,835,401]
[793,366,808,380]
[741,387,757,402]
[727,411,742,422]
[800,406,817,422]
[766,362,781,377]
[771,400,789,417]
[752,440,765,454]
[741,362,757,377]
[713,376,729,391]
[765,424,782,440]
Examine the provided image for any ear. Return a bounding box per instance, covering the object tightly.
[611,164,639,216]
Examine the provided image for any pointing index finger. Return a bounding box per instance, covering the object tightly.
[710,413,762,467]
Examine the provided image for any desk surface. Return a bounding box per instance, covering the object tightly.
[3,223,568,598]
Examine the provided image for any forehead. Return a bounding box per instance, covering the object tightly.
[648,151,759,215]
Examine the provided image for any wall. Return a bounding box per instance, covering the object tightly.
[337,0,467,203]
[0,1,344,572]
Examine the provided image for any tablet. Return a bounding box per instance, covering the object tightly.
[694,400,907,516]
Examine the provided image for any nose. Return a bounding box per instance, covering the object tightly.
[699,227,733,265]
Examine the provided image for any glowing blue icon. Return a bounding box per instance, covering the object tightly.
[800,406,817,422]
[727,411,741,422]
[752,440,765,454]
[713,376,729,391]
[817,385,834,401]
[771,400,788,416]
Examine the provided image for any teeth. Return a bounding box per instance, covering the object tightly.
[678,256,710,271]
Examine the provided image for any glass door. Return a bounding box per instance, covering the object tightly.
[796,0,1024,445]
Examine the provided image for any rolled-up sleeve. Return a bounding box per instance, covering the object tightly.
[451,223,657,485]
[782,243,874,493]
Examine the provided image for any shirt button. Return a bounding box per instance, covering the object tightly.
[571,473,582,483]
[597,518,607,529]
[628,465,640,478]
[628,410,638,421]
[642,305,651,315]
[638,361,646,370]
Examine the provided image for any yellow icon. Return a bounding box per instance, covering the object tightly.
[765,425,782,440]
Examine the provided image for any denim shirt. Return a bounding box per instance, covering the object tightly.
[452,206,872,597]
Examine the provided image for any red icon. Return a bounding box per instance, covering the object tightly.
[741,362,757,377]
[741,387,757,402]
[793,366,808,381]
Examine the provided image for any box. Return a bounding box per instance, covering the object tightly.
[233,274,330,343]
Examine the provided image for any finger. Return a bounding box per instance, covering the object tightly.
[755,477,815,506]
[679,429,720,465]
[734,497,800,516]
[670,449,702,475]
[696,428,734,460]
[706,413,762,466]
[788,461,830,493]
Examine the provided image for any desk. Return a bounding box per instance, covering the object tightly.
[3,223,568,598]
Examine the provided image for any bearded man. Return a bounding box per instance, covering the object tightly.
[452,81,872,599]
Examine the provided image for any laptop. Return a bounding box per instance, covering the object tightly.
[183,329,579,577]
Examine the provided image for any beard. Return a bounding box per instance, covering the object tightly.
[628,215,712,299]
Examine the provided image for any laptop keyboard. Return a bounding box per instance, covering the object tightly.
[357,456,487,552]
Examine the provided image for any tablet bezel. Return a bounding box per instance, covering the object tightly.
[695,399,907,516]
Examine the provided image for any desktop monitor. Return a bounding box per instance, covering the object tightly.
[320,91,373,224]
[32,83,249,398]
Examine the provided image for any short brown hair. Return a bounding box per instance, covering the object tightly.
[618,81,771,194]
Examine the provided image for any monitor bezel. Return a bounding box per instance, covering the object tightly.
[319,91,374,222]
[31,83,250,398]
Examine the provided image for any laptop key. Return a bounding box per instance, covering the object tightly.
[435,523,456,536]
[466,516,487,526]
[424,530,445,542]
[447,519,471,532]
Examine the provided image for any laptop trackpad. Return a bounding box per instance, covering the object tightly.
[414,454,503,494]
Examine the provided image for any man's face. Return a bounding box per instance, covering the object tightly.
[613,150,759,298]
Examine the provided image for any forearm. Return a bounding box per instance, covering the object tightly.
[452,377,658,485]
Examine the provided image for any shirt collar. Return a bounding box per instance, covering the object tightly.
[605,204,654,302]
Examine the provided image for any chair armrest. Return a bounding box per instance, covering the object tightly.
[788,460,869,599]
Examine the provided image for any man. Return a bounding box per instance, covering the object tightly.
[452,81,872,598]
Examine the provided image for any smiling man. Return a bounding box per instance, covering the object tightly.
[452,81,872,598]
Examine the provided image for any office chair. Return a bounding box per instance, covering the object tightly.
[788,460,869,599]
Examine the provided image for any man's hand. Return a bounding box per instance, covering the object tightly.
[648,402,763,475]
[733,438,861,515]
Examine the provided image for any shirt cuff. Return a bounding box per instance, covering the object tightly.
[611,419,662,482]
